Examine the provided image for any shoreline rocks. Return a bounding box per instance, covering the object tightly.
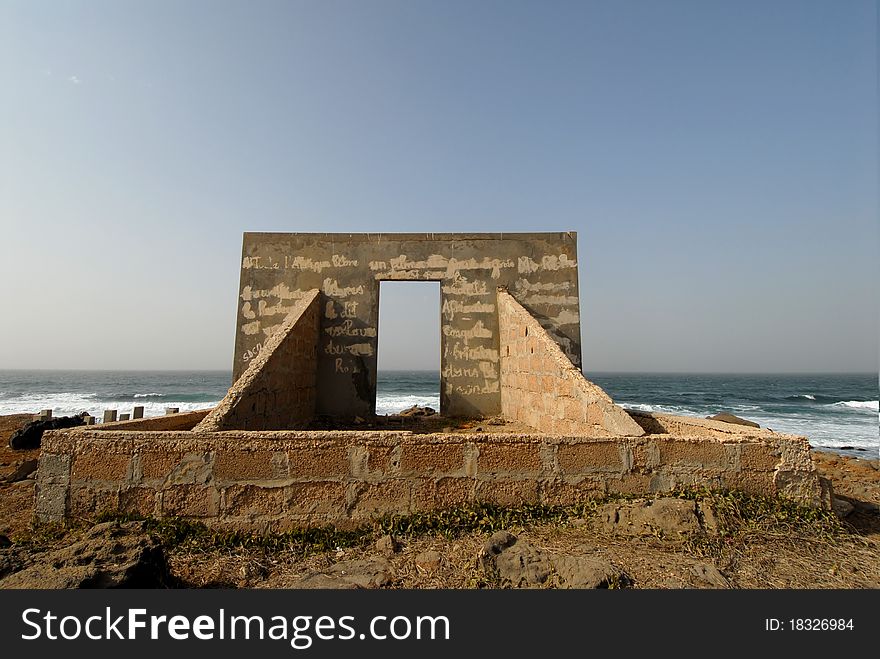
[9,413,90,450]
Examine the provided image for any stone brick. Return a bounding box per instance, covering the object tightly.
[223,484,285,517]
[474,479,538,506]
[409,478,436,512]
[139,452,183,480]
[69,486,119,516]
[71,453,130,481]
[477,443,542,474]
[165,453,214,486]
[286,481,347,519]
[162,485,219,517]
[648,470,722,494]
[541,418,564,435]
[435,477,475,507]
[539,478,605,505]
[542,392,558,416]
[214,451,274,480]
[631,442,660,470]
[349,481,411,518]
[288,446,349,478]
[37,454,71,485]
[365,445,399,478]
[586,403,604,426]
[399,443,465,476]
[119,487,158,516]
[605,473,653,495]
[722,471,776,496]
[658,439,729,468]
[739,443,781,471]
[557,442,623,473]
[34,483,68,521]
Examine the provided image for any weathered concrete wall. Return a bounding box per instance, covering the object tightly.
[233,232,581,418]
[498,290,644,437]
[35,425,825,529]
[197,290,320,431]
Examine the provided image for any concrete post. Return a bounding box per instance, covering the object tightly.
[83,415,95,425]
[103,410,118,423]
[119,413,131,421]
[132,406,144,419]
[41,409,53,419]
[165,407,180,415]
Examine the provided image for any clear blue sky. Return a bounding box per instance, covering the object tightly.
[0,0,876,373]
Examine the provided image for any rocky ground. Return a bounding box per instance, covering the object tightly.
[1,413,878,589]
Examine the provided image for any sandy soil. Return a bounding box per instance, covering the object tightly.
[1,413,878,589]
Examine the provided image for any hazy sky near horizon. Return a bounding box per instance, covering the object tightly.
[0,0,877,373]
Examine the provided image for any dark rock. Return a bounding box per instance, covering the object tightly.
[295,557,392,589]
[552,554,623,589]
[9,413,89,450]
[0,546,28,580]
[599,498,705,537]
[689,562,730,588]
[706,412,760,428]
[295,573,360,589]
[0,535,10,549]
[494,542,553,586]
[374,534,400,556]
[0,521,172,589]
[414,550,442,573]
[479,530,519,572]
[1,459,38,483]
[396,406,437,418]
[832,497,855,519]
[482,531,517,554]
[482,534,625,588]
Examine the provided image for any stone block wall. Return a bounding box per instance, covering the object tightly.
[497,290,644,437]
[195,290,320,431]
[34,425,826,530]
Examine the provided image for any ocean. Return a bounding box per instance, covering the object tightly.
[0,370,875,458]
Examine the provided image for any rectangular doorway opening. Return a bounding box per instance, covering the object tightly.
[376,281,440,416]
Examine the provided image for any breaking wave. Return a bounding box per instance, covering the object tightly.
[829,400,879,412]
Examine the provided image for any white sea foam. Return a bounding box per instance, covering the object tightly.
[621,403,656,412]
[0,393,219,418]
[830,400,879,412]
[801,394,816,401]
[133,392,165,398]
[619,401,877,454]
[620,403,704,416]
[375,394,440,416]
